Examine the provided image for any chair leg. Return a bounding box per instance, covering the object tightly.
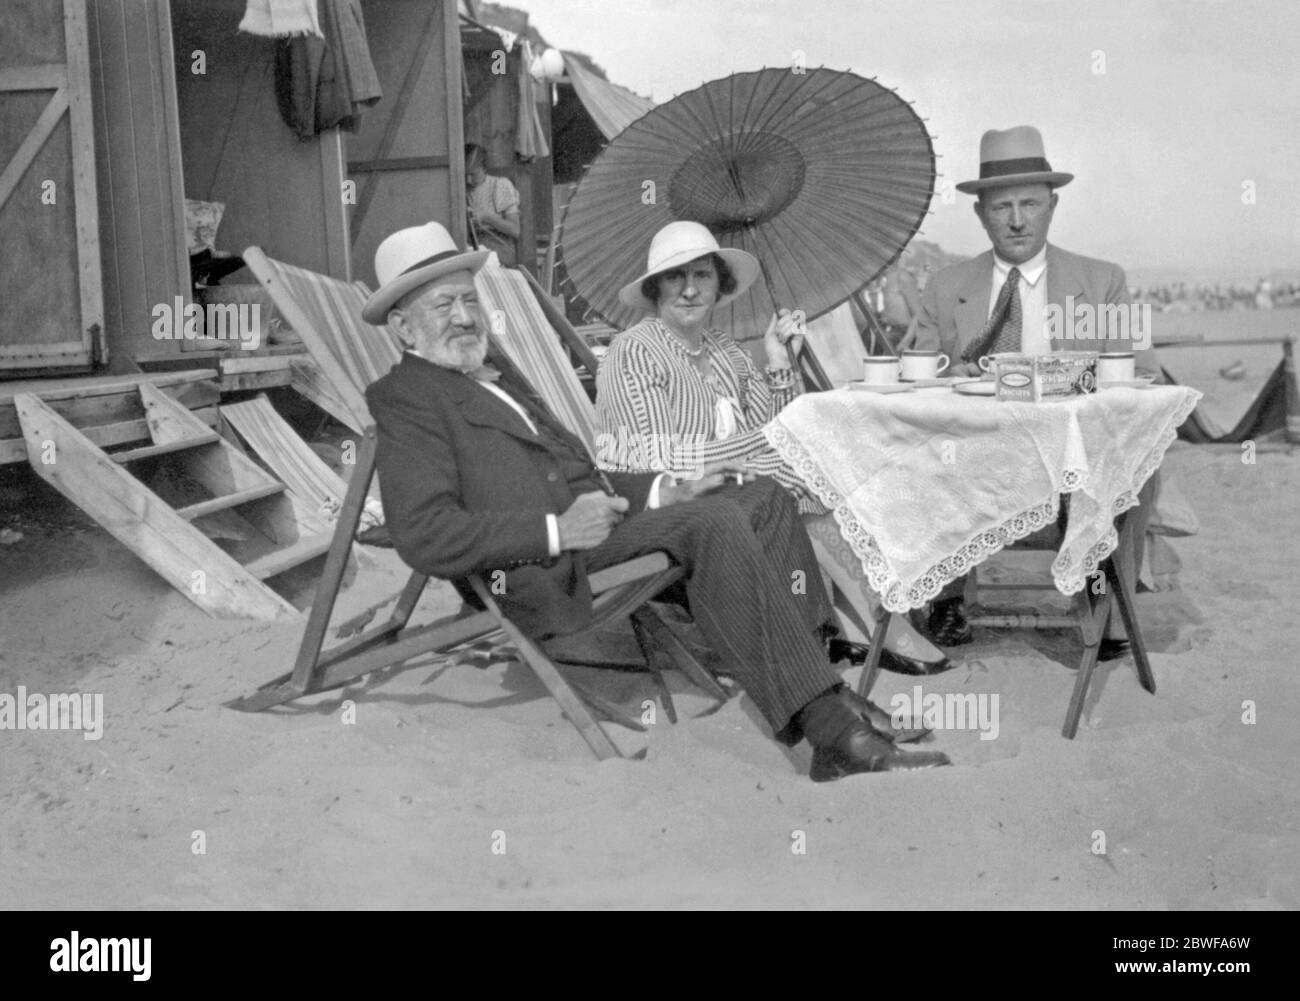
[630,613,678,724]
[634,605,730,706]
[469,577,621,760]
[1105,556,1156,695]
[1063,587,1112,738]
[856,604,892,697]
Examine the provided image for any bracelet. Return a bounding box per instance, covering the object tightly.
[764,365,796,390]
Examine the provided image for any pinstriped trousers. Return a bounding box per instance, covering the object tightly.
[581,477,841,744]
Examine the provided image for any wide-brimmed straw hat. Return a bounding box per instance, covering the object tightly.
[362,222,490,324]
[617,221,761,313]
[955,125,1074,194]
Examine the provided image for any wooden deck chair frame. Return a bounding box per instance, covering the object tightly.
[226,426,728,758]
[855,484,1156,738]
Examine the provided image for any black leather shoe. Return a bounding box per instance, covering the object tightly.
[829,637,954,676]
[841,689,932,743]
[1098,637,1131,662]
[927,596,973,646]
[878,647,956,677]
[809,721,952,781]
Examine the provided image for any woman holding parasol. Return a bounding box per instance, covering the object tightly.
[595,221,954,677]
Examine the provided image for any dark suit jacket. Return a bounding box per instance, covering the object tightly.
[366,352,655,637]
[913,244,1159,376]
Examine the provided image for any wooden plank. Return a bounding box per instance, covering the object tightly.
[219,355,291,374]
[219,370,295,392]
[110,430,220,464]
[0,405,219,465]
[0,65,66,91]
[243,533,332,579]
[139,381,206,445]
[288,356,359,431]
[0,87,66,211]
[63,0,103,366]
[14,393,297,620]
[0,368,219,405]
[176,481,285,521]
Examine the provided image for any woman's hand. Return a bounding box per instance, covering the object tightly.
[659,461,751,507]
[764,308,805,369]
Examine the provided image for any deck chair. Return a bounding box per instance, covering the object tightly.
[230,250,725,758]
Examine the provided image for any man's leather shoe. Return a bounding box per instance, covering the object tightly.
[1098,637,1131,662]
[841,689,931,743]
[809,721,952,782]
[927,596,973,647]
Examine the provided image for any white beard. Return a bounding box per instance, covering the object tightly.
[425,329,488,371]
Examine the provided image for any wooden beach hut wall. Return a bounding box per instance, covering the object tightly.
[2,0,476,378]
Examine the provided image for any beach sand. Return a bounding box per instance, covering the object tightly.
[1,308,1296,909]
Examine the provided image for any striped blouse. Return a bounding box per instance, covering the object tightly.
[594,317,798,476]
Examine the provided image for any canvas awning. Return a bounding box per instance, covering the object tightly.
[562,54,654,140]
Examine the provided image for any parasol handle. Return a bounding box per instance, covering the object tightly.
[758,264,831,391]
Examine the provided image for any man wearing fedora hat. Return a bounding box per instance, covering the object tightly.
[361,221,951,780]
[913,126,1157,648]
[913,125,1158,379]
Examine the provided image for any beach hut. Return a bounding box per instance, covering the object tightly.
[0,0,508,618]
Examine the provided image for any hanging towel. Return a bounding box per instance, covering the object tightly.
[239,0,323,38]
[274,0,381,139]
[515,41,550,163]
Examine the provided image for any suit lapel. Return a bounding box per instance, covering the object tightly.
[403,352,541,446]
[954,251,995,344]
[1045,245,1085,349]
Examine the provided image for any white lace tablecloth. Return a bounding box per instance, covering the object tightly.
[764,385,1202,612]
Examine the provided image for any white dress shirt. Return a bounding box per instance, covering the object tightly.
[988,245,1049,356]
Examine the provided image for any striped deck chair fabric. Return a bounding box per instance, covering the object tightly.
[474,262,598,454]
[802,302,868,388]
[243,247,402,431]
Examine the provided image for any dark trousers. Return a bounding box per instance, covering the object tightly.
[583,477,840,743]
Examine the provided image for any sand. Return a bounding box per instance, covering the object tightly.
[1,308,1297,909]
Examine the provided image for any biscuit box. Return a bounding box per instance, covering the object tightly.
[993,352,1099,402]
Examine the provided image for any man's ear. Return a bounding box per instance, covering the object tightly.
[387,308,413,345]
[1049,191,1059,211]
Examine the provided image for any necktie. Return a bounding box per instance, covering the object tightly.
[465,364,501,382]
[963,266,1022,363]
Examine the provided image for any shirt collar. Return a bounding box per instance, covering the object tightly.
[993,244,1047,286]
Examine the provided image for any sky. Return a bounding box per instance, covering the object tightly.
[504,0,1300,281]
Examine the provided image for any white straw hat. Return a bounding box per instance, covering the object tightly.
[618,221,761,313]
[362,222,490,324]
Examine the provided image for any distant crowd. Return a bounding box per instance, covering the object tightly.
[1132,280,1300,312]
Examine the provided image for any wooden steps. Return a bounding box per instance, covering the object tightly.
[14,378,334,620]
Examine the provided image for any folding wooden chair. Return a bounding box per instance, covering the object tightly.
[230,250,727,758]
[856,481,1157,739]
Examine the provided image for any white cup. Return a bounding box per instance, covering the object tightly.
[978,352,1019,374]
[862,356,901,385]
[900,350,950,381]
[1097,352,1136,383]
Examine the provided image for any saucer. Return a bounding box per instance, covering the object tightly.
[952,380,997,396]
[848,382,916,394]
[900,376,960,388]
[1097,375,1156,389]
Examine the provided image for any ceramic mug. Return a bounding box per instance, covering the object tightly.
[899,350,951,381]
[1097,352,1136,383]
[862,356,901,385]
[978,352,1020,374]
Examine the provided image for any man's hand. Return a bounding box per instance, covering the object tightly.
[660,461,750,507]
[764,307,805,369]
[556,491,629,550]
